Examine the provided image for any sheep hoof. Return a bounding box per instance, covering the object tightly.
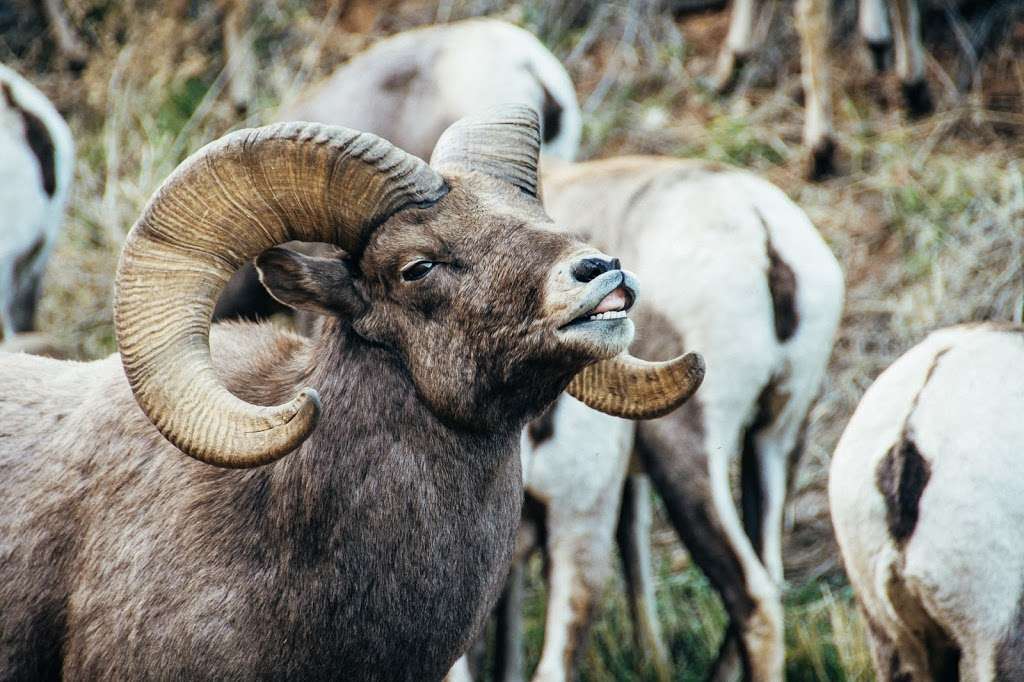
[866,40,891,74]
[902,79,934,119]
[708,53,747,95]
[805,136,838,182]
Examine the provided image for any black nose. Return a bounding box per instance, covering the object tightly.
[571,257,620,283]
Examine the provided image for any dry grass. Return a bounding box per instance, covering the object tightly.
[3,0,1023,679]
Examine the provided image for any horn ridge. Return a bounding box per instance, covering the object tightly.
[115,122,445,468]
[430,104,542,198]
[567,352,706,420]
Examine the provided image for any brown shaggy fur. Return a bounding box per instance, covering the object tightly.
[0,174,612,680]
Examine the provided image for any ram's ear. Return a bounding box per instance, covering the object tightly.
[255,247,366,319]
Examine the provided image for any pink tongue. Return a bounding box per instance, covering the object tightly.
[593,287,628,314]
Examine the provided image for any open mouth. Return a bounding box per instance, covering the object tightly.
[559,271,639,329]
[564,285,635,325]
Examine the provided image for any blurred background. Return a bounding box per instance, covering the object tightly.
[2,0,1022,679]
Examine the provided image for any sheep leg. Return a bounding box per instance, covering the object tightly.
[221,0,254,115]
[858,0,892,72]
[0,260,17,341]
[711,0,759,94]
[616,471,672,682]
[871,573,955,681]
[862,613,910,682]
[960,639,998,682]
[740,387,810,591]
[532,538,606,682]
[40,0,88,68]
[795,0,836,181]
[10,269,43,334]
[891,0,933,116]
[752,443,794,592]
[494,560,526,682]
[444,656,474,682]
[637,416,783,682]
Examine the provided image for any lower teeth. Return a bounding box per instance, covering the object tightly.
[587,311,627,321]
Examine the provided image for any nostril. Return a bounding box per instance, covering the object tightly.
[571,257,617,283]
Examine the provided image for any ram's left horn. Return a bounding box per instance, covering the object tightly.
[568,352,705,420]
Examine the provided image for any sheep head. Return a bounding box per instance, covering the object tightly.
[114,106,704,468]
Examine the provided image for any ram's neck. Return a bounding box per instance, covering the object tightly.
[249,323,522,662]
[263,322,523,554]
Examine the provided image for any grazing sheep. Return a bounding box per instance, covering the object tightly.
[280,18,582,162]
[215,17,582,323]
[464,156,843,682]
[830,322,1024,682]
[0,107,704,680]
[0,63,73,342]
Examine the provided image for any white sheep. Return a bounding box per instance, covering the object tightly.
[830,322,1024,681]
[464,156,844,682]
[279,18,582,162]
[0,64,74,343]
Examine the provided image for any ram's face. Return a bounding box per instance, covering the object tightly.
[115,106,701,469]
[351,173,637,427]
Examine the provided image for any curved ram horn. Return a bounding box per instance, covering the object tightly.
[567,352,706,420]
[430,104,542,199]
[115,122,447,468]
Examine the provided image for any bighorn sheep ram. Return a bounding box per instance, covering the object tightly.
[215,17,582,322]
[0,106,704,679]
[830,323,1024,681]
[0,63,74,344]
[458,156,844,681]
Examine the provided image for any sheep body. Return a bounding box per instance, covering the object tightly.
[281,19,581,161]
[0,322,521,680]
[0,64,73,340]
[830,323,1024,681]
[491,156,844,681]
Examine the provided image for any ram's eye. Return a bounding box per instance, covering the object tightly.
[401,260,436,282]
